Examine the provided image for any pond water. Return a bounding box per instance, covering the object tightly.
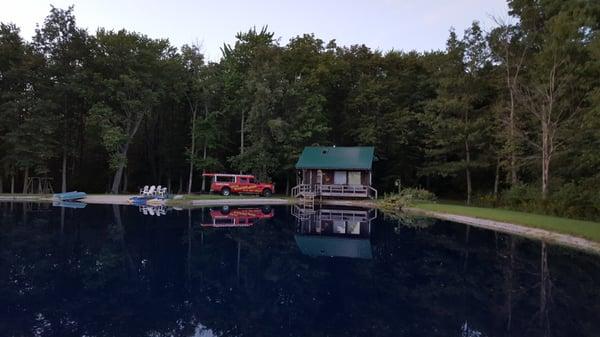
[1,203,599,337]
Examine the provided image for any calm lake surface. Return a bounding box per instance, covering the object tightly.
[1,203,599,337]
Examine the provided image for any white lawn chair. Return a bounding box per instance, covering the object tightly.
[158,186,167,198]
[140,185,149,196]
[147,185,156,196]
[156,185,162,197]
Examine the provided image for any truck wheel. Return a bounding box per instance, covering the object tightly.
[261,188,272,197]
[221,187,231,196]
[221,205,230,214]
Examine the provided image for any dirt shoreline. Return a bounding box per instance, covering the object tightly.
[2,194,598,254]
[405,207,600,255]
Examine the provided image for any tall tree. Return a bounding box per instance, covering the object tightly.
[422,23,493,204]
[33,5,89,192]
[515,7,591,199]
[489,20,527,186]
[88,29,174,193]
[180,44,205,193]
[0,23,55,193]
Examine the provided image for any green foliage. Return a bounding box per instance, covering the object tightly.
[398,187,437,203]
[0,3,598,207]
[379,188,437,216]
[475,182,600,221]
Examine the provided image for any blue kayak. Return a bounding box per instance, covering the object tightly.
[52,201,87,209]
[53,191,87,201]
[129,196,150,205]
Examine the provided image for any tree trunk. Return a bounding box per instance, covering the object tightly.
[111,142,130,194]
[187,105,198,194]
[239,110,245,174]
[22,167,29,194]
[61,149,67,193]
[509,89,518,185]
[111,111,145,194]
[122,169,128,193]
[178,174,183,194]
[10,174,15,194]
[465,140,472,205]
[541,121,550,200]
[494,157,501,198]
[111,165,124,194]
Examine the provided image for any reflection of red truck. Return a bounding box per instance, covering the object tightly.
[201,206,274,227]
[202,173,275,197]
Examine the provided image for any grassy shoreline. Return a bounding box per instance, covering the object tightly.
[413,202,600,243]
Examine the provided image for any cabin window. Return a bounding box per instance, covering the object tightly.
[334,171,347,184]
[333,220,346,233]
[239,177,250,183]
[215,176,235,183]
[348,171,361,185]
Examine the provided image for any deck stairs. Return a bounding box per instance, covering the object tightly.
[291,184,318,211]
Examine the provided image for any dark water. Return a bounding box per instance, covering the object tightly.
[1,203,599,337]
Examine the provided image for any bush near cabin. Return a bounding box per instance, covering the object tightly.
[379,188,438,215]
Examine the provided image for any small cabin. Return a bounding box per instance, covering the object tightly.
[292,146,377,199]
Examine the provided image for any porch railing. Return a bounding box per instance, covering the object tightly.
[292,184,378,199]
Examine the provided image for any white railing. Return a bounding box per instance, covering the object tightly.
[292,184,378,199]
[292,184,312,197]
[318,184,368,197]
[368,186,378,199]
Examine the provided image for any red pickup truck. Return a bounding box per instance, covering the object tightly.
[203,173,275,197]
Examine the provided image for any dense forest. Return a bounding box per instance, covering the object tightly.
[1,1,599,217]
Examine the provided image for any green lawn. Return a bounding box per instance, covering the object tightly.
[413,202,600,243]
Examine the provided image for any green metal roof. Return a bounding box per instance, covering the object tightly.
[295,146,375,170]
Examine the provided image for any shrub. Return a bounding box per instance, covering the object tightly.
[398,187,437,203]
[378,188,437,216]
[378,193,409,214]
[492,182,600,221]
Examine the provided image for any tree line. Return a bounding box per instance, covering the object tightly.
[1,1,599,217]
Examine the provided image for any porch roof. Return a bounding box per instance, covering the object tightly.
[295,146,375,170]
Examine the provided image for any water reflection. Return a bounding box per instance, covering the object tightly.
[0,202,599,337]
[138,205,167,216]
[200,206,274,227]
[292,206,376,259]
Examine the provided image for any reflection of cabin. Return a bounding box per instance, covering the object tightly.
[292,146,377,199]
[292,206,376,259]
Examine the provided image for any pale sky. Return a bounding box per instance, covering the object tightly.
[1,0,509,61]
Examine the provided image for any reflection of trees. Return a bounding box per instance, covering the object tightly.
[1,204,600,337]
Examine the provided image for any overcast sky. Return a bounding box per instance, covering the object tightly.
[2,0,509,61]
